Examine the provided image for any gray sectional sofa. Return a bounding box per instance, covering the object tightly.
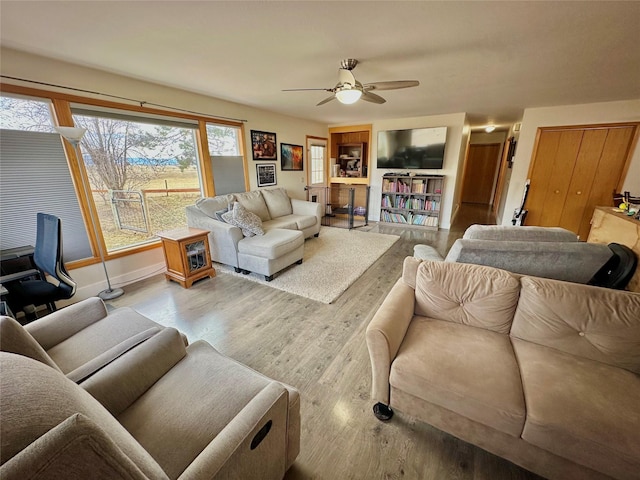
[414,225,614,284]
[367,257,640,480]
[186,188,322,280]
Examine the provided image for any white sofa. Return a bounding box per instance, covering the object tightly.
[186,188,322,280]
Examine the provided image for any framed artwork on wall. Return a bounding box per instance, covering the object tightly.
[281,143,303,171]
[251,130,277,160]
[257,163,277,187]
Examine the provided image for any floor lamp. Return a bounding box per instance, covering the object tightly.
[55,126,124,300]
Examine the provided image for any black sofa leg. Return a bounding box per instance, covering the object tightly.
[314,233,319,237]
[264,274,273,282]
[373,403,393,421]
[234,267,241,273]
[296,259,303,265]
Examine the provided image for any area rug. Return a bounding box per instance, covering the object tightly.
[215,226,399,304]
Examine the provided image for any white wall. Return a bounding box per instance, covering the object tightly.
[336,112,467,229]
[1,47,327,299]
[470,131,507,145]
[500,99,640,225]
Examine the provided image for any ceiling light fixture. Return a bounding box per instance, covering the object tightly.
[335,86,362,105]
[485,125,496,133]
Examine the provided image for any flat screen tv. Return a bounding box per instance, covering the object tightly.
[377,126,447,169]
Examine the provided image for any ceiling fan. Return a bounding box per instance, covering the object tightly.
[282,59,419,106]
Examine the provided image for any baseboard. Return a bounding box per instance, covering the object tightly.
[59,261,166,306]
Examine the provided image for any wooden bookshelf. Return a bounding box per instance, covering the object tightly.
[380,174,444,229]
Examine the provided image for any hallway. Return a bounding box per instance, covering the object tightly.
[449,201,497,235]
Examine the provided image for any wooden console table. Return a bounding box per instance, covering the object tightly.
[587,206,640,293]
[157,227,215,288]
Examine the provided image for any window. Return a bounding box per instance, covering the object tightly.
[0,95,54,132]
[71,108,203,252]
[0,95,92,262]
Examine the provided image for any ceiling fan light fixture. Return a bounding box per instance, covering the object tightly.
[335,88,362,105]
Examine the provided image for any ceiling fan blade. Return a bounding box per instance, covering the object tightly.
[316,95,337,106]
[361,91,386,104]
[363,80,420,91]
[338,68,356,87]
[282,88,333,92]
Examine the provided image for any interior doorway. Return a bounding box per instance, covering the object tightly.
[305,135,327,205]
[461,143,502,204]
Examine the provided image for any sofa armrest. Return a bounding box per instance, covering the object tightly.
[80,328,187,416]
[0,413,151,480]
[25,297,108,350]
[179,382,288,480]
[186,205,244,267]
[366,278,416,405]
[291,198,322,223]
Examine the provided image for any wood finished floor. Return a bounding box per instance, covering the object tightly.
[109,204,542,480]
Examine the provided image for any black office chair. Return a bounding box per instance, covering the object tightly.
[4,213,76,321]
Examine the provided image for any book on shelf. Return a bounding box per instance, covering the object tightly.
[411,179,426,193]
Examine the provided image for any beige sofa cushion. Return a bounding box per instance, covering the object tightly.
[45,307,168,374]
[195,194,235,219]
[513,338,640,479]
[511,277,640,374]
[414,260,520,334]
[0,352,168,479]
[0,316,60,371]
[262,187,293,218]
[390,317,526,437]
[234,190,271,221]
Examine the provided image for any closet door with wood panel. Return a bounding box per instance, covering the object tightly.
[525,124,637,240]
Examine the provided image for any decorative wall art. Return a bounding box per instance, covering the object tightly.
[251,130,277,160]
[257,163,277,187]
[281,143,303,171]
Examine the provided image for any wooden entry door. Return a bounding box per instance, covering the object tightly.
[525,124,637,239]
[462,143,502,204]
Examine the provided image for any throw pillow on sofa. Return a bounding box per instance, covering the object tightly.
[222,202,265,237]
[234,191,271,221]
[214,206,229,222]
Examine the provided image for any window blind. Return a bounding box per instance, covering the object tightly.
[212,156,246,195]
[0,129,92,262]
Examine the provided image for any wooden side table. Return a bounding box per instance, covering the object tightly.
[157,227,216,288]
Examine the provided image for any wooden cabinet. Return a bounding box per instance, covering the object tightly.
[336,143,367,178]
[525,124,637,240]
[587,206,640,293]
[157,227,215,288]
[380,174,444,229]
[329,125,371,184]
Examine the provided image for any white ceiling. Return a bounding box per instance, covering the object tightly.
[1,1,639,130]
